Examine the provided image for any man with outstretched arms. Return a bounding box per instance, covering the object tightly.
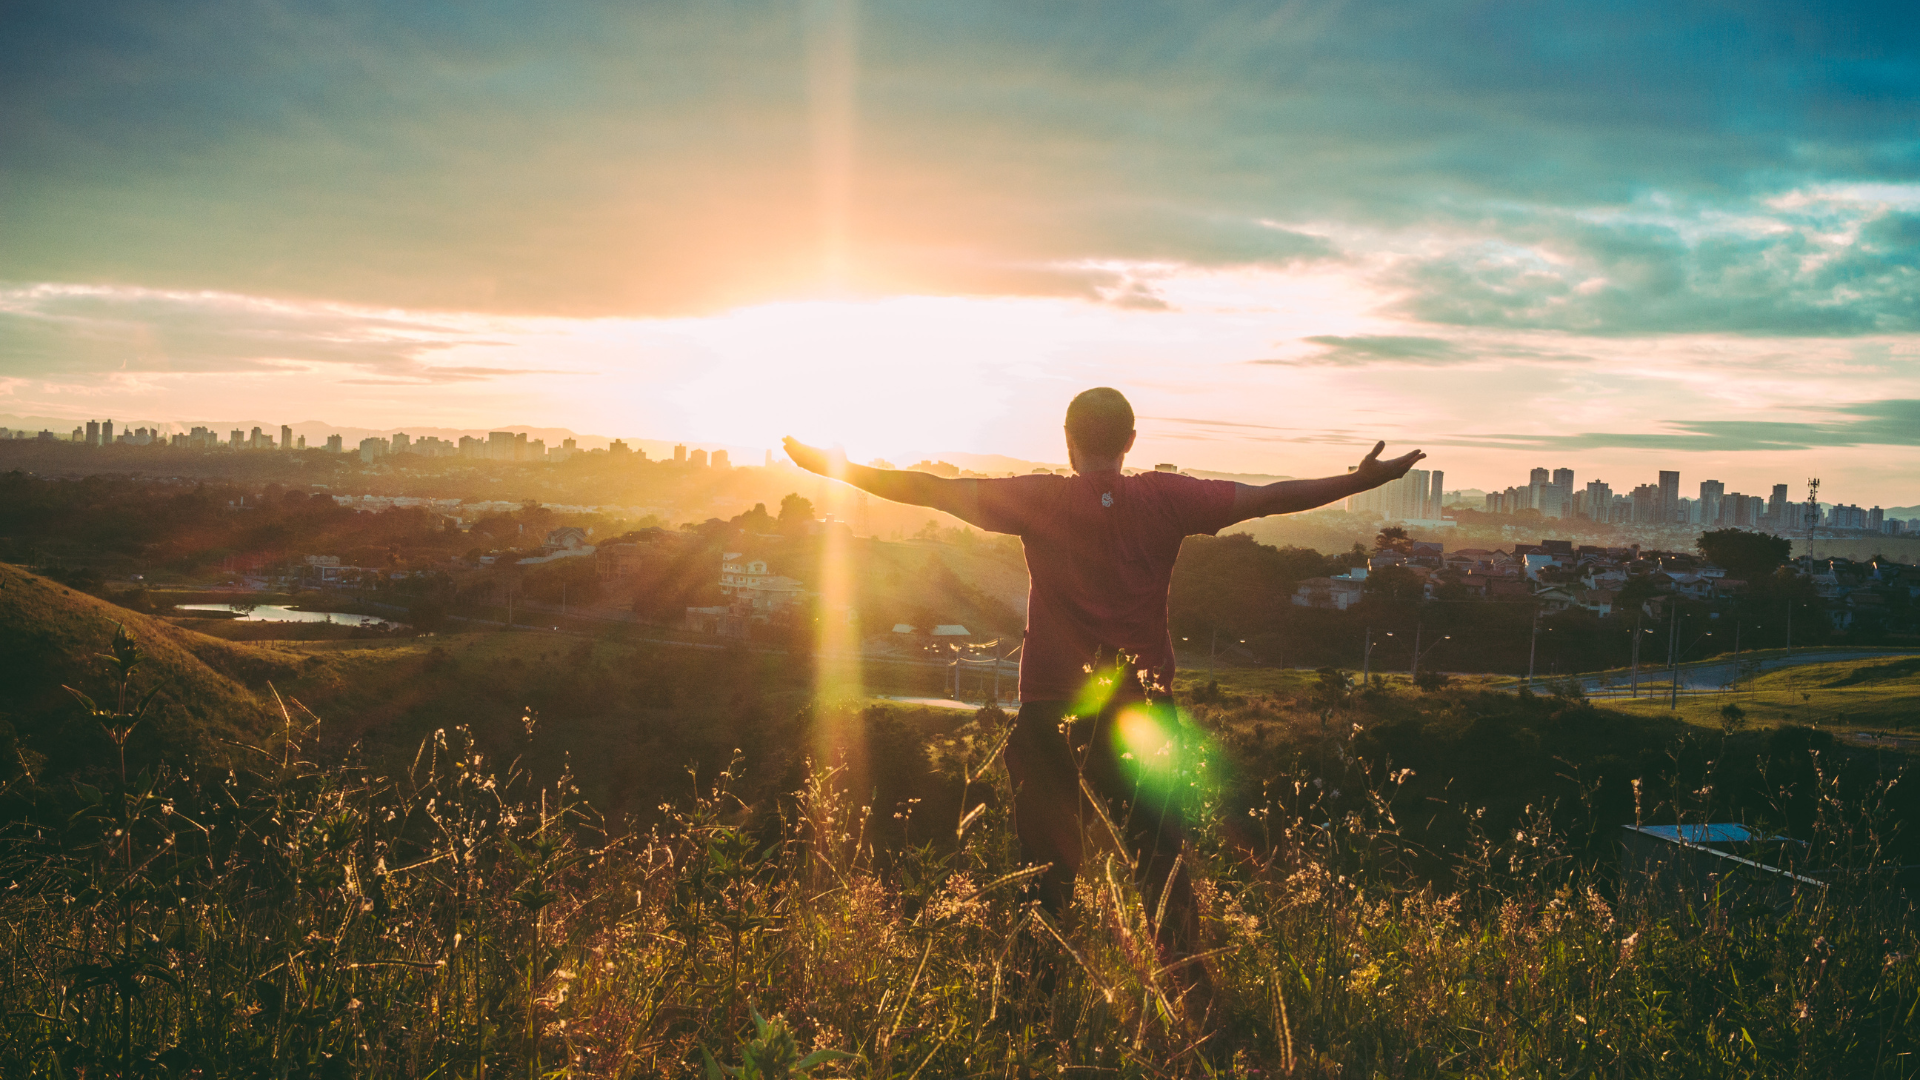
[784,387,1424,946]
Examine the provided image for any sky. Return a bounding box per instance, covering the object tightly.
[2,0,1918,504]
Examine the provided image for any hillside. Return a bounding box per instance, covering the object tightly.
[0,564,297,779]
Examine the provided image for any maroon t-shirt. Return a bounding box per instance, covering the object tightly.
[967,470,1240,703]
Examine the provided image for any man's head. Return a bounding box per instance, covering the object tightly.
[1064,387,1137,469]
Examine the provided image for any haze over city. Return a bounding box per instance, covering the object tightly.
[3,0,1918,503]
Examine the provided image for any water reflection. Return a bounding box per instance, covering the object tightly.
[177,604,397,627]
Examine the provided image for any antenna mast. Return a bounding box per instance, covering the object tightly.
[1805,477,1821,539]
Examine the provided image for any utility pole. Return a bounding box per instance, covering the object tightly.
[1526,607,1539,688]
[1410,622,1423,680]
[1630,614,1641,697]
[1667,602,1681,710]
[1361,627,1373,684]
[1732,621,1741,691]
[1208,626,1218,684]
[992,640,1002,705]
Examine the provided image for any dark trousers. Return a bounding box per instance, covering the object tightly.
[1002,697,1195,949]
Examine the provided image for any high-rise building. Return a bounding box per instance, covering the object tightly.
[281,425,293,450]
[1551,468,1574,501]
[713,449,731,470]
[1768,484,1788,525]
[1427,470,1443,518]
[674,444,687,464]
[358,436,387,462]
[391,432,410,455]
[1698,480,1724,526]
[1349,468,1431,521]
[102,419,114,444]
[689,448,709,467]
[326,434,344,453]
[85,420,100,446]
[71,426,84,442]
[296,435,306,450]
[1584,480,1613,521]
[1658,471,1680,523]
[230,429,245,448]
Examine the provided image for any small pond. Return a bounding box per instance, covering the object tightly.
[177,604,396,627]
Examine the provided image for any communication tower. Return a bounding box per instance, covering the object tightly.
[1805,477,1820,538]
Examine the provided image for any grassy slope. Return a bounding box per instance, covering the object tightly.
[0,563,298,777]
[1601,654,1920,733]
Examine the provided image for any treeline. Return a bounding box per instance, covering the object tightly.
[1168,532,1876,676]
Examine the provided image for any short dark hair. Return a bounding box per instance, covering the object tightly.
[1064,387,1135,458]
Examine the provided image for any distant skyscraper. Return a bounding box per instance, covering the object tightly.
[85,420,100,446]
[1768,484,1789,525]
[689,448,709,468]
[1551,467,1574,493]
[1584,480,1613,521]
[391,432,410,455]
[488,431,514,460]
[230,429,245,448]
[674,444,687,464]
[1428,470,1443,518]
[712,449,731,469]
[1699,480,1724,525]
[281,425,293,450]
[102,419,114,444]
[325,434,343,453]
[71,426,84,442]
[1658,471,1680,523]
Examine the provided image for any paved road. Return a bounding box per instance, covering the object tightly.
[1578,648,1919,698]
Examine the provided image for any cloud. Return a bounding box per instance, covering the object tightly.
[1395,203,1920,336]
[1440,399,1920,452]
[1,0,1915,317]
[1253,333,1596,367]
[0,285,532,382]
[1291,335,1465,365]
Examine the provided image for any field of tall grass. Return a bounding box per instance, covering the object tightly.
[2,632,1916,1077]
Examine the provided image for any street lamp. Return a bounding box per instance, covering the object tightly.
[1362,629,1392,683]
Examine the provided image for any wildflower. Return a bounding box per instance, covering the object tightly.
[1618,931,1639,963]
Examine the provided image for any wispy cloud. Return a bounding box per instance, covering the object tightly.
[0,285,543,383]
[1436,399,1920,452]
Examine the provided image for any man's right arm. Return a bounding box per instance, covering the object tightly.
[783,437,984,524]
[1229,440,1425,522]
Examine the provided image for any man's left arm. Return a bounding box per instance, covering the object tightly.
[1228,441,1426,523]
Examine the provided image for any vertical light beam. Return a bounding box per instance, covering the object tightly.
[807,0,857,291]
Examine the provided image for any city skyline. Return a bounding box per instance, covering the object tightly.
[2,4,1918,500]
[11,411,1920,526]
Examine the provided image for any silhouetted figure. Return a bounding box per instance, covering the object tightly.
[785,388,1423,950]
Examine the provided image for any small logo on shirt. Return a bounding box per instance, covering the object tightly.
[1101,492,1114,508]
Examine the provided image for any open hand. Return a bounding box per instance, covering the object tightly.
[782,436,844,478]
[1352,440,1426,488]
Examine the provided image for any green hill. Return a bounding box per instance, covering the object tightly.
[0,564,298,780]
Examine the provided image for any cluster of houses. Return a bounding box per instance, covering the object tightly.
[1292,539,1918,630]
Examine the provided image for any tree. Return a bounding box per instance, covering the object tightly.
[1373,525,1412,555]
[778,493,815,536]
[1698,529,1791,582]
[1362,564,1423,604]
